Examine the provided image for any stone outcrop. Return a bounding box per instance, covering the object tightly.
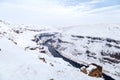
[80,63,102,77]
[81,66,87,74]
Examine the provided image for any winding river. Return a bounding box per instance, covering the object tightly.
[45,43,115,80]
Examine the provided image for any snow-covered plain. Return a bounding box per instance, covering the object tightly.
[0,20,120,80]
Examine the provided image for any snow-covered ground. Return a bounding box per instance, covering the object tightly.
[0,20,120,80]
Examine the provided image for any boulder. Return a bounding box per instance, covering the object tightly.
[80,63,102,77]
[81,66,87,74]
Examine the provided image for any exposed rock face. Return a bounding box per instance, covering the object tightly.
[81,63,102,77]
[89,63,102,77]
[81,66,87,74]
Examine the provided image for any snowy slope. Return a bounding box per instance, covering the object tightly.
[31,24,120,80]
[0,20,104,80]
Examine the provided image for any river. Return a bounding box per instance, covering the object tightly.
[45,43,115,80]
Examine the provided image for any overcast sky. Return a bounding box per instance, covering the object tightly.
[0,0,120,26]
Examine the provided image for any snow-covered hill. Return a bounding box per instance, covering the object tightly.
[0,20,120,80]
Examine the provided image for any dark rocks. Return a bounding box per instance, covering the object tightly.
[106,38,120,44]
[114,45,120,49]
[106,43,112,47]
[39,57,47,63]
[25,46,38,51]
[71,35,85,39]
[101,50,120,60]
[40,50,46,53]
[50,78,54,80]
[14,30,21,34]
[86,36,103,41]
[103,57,120,63]
[49,63,54,67]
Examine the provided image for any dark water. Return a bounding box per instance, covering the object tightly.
[45,43,115,80]
[102,73,115,80]
[46,43,85,68]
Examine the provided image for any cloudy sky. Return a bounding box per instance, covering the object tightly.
[0,0,120,26]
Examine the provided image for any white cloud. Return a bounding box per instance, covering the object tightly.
[0,0,120,26]
[86,5,120,15]
[90,0,104,4]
